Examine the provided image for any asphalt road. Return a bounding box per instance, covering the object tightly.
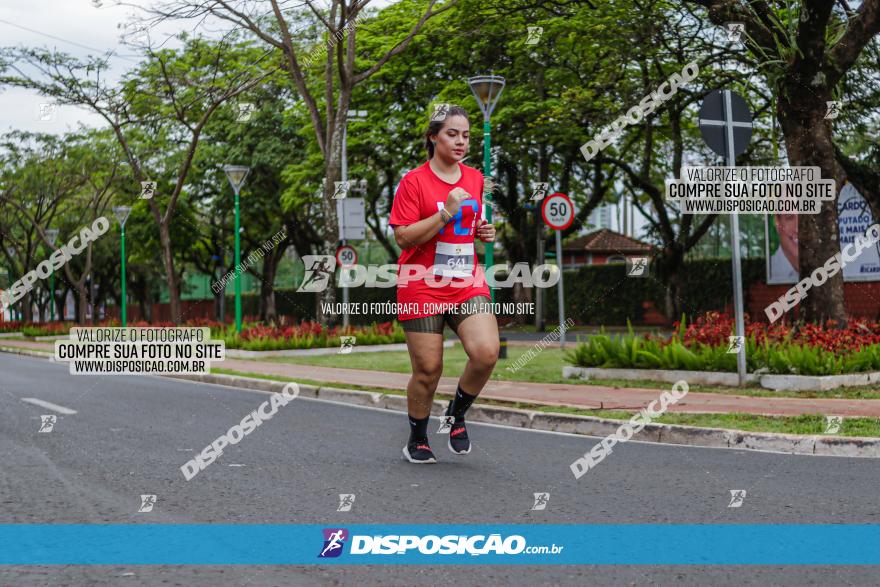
[2,353,878,586]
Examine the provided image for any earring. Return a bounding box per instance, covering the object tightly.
[431,140,436,144]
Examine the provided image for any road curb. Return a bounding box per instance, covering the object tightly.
[167,371,880,458]
[0,346,54,359]
[3,345,879,457]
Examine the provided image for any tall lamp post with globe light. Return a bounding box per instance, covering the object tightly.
[467,75,505,302]
[112,207,132,327]
[223,165,250,334]
[45,229,59,322]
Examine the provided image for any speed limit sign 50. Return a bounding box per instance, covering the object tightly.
[336,245,358,269]
[541,192,575,230]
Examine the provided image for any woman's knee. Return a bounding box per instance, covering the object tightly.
[468,340,500,370]
[413,358,443,385]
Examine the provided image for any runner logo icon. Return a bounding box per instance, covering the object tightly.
[337,494,355,512]
[38,415,57,433]
[297,255,337,292]
[339,336,356,354]
[319,528,349,558]
[728,490,746,508]
[531,492,549,511]
[138,494,157,513]
[437,415,455,434]
[727,336,744,354]
[824,415,843,434]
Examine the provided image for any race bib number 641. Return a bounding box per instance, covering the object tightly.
[433,242,475,278]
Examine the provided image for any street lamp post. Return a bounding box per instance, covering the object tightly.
[467,75,505,302]
[224,165,251,334]
[45,229,59,322]
[112,207,132,327]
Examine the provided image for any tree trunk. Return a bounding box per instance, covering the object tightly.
[317,131,343,327]
[131,276,147,324]
[158,222,182,324]
[54,288,64,321]
[74,284,89,325]
[511,281,532,326]
[21,291,33,323]
[57,287,72,321]
[778,86,847,325]
[259,250,282,324]
[213,286,225,322]
[660,247,684,322]
[35,291,47,322]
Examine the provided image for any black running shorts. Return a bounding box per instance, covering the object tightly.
[400,295,493,334]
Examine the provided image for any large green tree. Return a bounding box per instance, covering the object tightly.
[685,0,880,323]
[1,36,272,323]
[141,0,458,324]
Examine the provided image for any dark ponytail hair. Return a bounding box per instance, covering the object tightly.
[424,105,470,159]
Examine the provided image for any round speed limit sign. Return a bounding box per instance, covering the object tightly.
[541,192,575,230]
[335,245,358,269]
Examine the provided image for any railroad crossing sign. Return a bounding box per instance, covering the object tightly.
[541,192,575,230]
[698,89,752,159]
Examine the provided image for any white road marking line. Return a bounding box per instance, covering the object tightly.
[21,397,77,415]
[227,463,245,467]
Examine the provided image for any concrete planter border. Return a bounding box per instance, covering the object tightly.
[0,332,22,338]
[563,365,880,392]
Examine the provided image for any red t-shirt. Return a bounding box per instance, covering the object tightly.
[389,161,490,320]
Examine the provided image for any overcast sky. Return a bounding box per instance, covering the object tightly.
[0,0,396,134]
[0,1,145,133]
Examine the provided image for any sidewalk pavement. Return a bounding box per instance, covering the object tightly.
[4,339,880,418]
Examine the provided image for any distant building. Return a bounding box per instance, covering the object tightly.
[587,205,613,230]
[560,228,653,267]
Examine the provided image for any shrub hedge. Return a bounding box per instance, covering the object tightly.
[220,258,766,326]
[546,258,767,325]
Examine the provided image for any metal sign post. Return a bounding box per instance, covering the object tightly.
[112,207,132,327]
[541,192,575,348]
[339,110,368,329]
[698,89,753,386]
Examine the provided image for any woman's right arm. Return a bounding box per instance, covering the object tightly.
[394,187,471,249]
[394,211,448,249]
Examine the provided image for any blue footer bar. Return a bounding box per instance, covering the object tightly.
[2,525,879,565]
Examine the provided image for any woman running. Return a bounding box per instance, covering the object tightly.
[389,105,499,464]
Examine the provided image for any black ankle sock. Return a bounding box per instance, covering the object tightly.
[449,384,478,423]
[408,414,429,444]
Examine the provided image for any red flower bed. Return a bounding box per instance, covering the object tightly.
[674,311,880,353]
[185,317,225,329]
[239,320,397,342]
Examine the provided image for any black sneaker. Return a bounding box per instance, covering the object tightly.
[403,439,437,464]
[444,400,471,454]
[448,421,471,454]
